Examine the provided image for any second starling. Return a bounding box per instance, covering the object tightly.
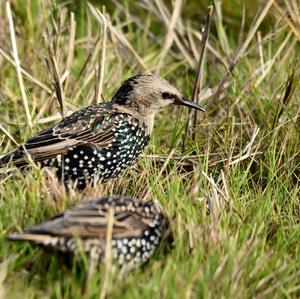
[8,196,170,272]
[0,74,205,188]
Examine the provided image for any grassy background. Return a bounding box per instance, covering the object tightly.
[0,0,300,298]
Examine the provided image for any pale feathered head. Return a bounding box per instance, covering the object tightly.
[112,74,205,115]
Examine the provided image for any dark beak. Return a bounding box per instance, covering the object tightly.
[174,96,206,112]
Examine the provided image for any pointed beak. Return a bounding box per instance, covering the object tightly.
[174,96,206,112]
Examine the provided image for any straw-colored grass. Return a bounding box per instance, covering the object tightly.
[0,1,299,298]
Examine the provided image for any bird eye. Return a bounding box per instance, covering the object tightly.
[162,92,175,99]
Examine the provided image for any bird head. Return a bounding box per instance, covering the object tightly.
[112,74,205,115]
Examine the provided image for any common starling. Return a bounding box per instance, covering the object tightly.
[0,74,204,188]
[8,195,169,272]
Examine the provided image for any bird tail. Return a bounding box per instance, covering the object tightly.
[0,151,19,177]
[0,151,15,166]
[8,232,53,245]
[0,152,12,177]
[0,148,28,170]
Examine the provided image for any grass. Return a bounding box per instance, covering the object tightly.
[0,0,300,298]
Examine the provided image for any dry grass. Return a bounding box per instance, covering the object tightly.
[0,0,299,298]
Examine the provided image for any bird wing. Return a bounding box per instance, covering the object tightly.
[11,104,130,164]
[22,199,150,239]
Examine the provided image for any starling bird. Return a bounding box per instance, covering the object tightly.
[0,74,204,188]
[8,196,169,272]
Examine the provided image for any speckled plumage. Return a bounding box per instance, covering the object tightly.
[8,196,169,272]
[0,74,205,188]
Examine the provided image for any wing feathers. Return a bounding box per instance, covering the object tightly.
[5,107,130,166]
[19,204,149,239]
